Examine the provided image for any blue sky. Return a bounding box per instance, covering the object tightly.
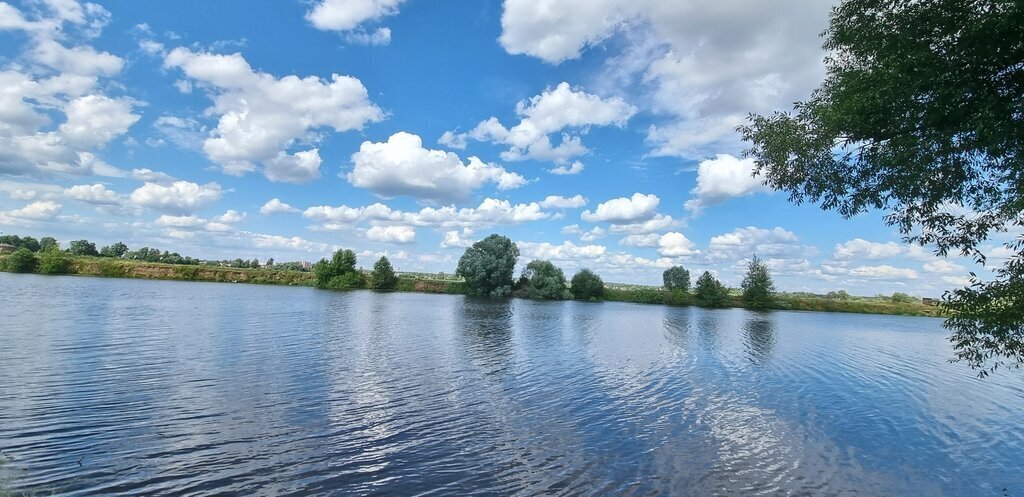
[0,0,1002,294]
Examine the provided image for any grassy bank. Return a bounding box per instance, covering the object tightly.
[0,255,940,317]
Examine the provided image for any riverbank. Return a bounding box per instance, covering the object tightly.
[0,255,942,317]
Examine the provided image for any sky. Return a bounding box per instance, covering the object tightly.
[0,0,1005,294]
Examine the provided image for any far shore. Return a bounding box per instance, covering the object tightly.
[0,255,943,318]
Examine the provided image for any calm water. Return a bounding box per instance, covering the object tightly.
[1,274,1022,496]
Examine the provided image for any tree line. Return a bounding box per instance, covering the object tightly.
[311,233,778,309]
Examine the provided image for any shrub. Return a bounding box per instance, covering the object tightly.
[694,271,730,308]
[522,259,570,299]
[741,255,775,309]
[38,249,71,274]
[369,256,399,290]
[570,269,604,300]
[327,271,365,290]
[68,239,99,256]
[891,292,917,303]
[6,248,37,273]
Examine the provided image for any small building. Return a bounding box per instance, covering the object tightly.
[0,243,17,254]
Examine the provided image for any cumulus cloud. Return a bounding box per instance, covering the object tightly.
[347,132,527,201]
[446,82,636,164]
[130,181,223,214]
[64,183,120,205]
[849,265,919,280]
[684,154,769,215]
[581,192,659,223]
[549,160,584,175]
[657,232,699,257]
[539,194,587,209]
[707,226,807,261]
[0,3,139,177]
[833,239,904,261]
[3,200,61,220]
[304,197,550,231]
[518,240,606,261]
[163,47,383,181]
[499,0,828,158]
[441,228,475,248]
[131,168,176,184]
[923,260,965,274]
[366,225,416,244]
[260,198,300,215]
[306,0,404,32]
[606,213,678,235]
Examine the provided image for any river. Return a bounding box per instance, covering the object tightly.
[0,273,1021,496]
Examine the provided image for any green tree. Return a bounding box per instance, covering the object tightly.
[39,237,58,251]
[570,269,604,300]
[826,290,851,300]
[737,0,1023,373]
[68,240,99,256]
[38,248,71,274]
[522,259,569,300]
[891,292,917,304]
[741,255,775,309]
[314,249,362,289]
[100,242,129,258]
[6,248,37,273]
[694,271,730,308]
[369,256,399,290]
[663,266,691,292]
[456,234,519,298]
[20,236,40,252]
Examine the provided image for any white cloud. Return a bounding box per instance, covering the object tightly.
[849,265,919,280]
[499,0,829,158]
[347,132,527,201]
[539,194,587,209]
[214,210,246,224]
[450,82,636,164]
[304,197,551,231]
[130,181,223,214]
[941,276,973,287]
[684,154,769,215]
[707,226,805,260]
[260,198,300,215]
[518,240,606,261]
[164,47,383,181]
[263,149,322,183]
[438,130,467,149]
[131,168,176,184]
[606,213,678,235]
[306,0,404,31]
[657,232,699,257]
[343,27,392,46]
[441,228,475,248]
[581,192,659,223]
[549,160,584,175]
[923,260,965,274]
[155,214,207,228]
[833,239,904,260]
[619,233,660,247]
[58,95,140,148]
[4,200,61,220]
[248,233,328,253]
[366,225,416,244]
[64,183,120,205]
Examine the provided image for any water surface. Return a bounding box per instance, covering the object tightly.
[1,274,1021,496]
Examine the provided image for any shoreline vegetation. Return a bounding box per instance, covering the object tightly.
[0,233,941,317]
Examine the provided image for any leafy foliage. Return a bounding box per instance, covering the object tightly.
[570,269,604,300]
[522,259,570,299]
[694,271,730,308]
[7,248,37,273]
[100,242,129,258]
[67,240,99,257]
[39,237,58,251]
[456,234,519,298]
[663,266,691,292]
[314,249,364,290]
[0,234,40,252]
[741,255,775,309]
[738,0,1024,373]
[38,248,71,275]
[890,292,918,304]
[370,256,399,290]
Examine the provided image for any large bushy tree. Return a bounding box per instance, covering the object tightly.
[38,248,71,274]
[456,234,519,297]
[6,248,37,273]
[694,271,730,308]
[663,266,691,292]
[522,259,570,300]
[68,240,99,257]
[100,242,129,258]
[369,256,399,290]
[741,255,775,309]
[738,0,1024,375]
[570,269,604,300]
[314,249,364,289]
